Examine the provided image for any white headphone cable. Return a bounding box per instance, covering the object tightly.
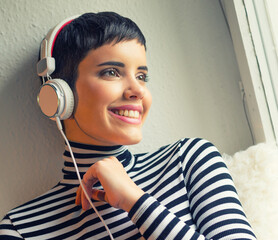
[55,117,114,240]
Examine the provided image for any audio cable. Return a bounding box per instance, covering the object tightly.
[55,117,114,240]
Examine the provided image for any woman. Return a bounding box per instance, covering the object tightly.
[0,12,256,239]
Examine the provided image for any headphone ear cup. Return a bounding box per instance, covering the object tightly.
[53,79,74,120]
[37,79,74,120]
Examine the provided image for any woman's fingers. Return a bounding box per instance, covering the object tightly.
[75,179,107,210]
[75,156,144,211]
[92,189,106,202]
[75,186,82,205]
[81,185,91,210]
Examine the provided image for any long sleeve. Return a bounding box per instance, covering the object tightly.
[0,215,23,239]
[129,138,256,240]
[129,193,208,239]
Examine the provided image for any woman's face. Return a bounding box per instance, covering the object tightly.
[64,39,152,146]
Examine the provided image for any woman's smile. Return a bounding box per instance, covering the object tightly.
[108,105,143,124]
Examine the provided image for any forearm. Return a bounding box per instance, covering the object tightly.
[129,194,208,240]
[129,193,256,240]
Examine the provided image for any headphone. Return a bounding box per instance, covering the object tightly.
[36,15,79,120]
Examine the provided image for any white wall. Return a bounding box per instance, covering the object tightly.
[0,0,253,218]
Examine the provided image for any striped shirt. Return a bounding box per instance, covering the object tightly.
[0,138,256,239]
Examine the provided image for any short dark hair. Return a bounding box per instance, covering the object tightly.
[51,12,146,89]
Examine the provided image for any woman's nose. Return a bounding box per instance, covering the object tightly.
[124,77,145,100]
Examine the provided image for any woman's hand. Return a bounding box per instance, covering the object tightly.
[75,156,145,212]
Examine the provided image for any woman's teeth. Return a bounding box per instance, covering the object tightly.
[114,109,140,119]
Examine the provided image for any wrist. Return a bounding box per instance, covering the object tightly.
[121,187,145,212]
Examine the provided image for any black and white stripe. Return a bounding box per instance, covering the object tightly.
[0,138,256,239]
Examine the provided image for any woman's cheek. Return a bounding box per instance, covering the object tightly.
[94,82,123,101]
[144,90,152,111]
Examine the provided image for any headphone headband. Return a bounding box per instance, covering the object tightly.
[37,15,80,77]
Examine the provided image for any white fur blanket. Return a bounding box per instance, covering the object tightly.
[223,142,278,240]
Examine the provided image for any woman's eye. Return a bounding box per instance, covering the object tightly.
[137,73,149,82]
[100,68,120,78]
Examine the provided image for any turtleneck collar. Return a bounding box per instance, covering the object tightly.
[60,141,134,186]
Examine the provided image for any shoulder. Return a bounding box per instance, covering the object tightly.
[135,137,219,157]
[149,137,220,162]
[1,184,72,235]
[0,215,23,239]
[134,137,220,165]
[178,138,229,188]
[167,138,225,179]
[174,137,221,163]
[178,137,219,156]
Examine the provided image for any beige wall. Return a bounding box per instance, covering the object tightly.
[0,0,252,218]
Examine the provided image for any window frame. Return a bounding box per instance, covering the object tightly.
[221,0,278,144]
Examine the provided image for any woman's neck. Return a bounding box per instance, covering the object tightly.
[60,141,134,186]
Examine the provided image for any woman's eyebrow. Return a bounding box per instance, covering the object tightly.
[138,66,148,71]
[97,61,125,67]
[97,61,148,71]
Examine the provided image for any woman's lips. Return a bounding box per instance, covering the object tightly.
[108,105,142,124]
